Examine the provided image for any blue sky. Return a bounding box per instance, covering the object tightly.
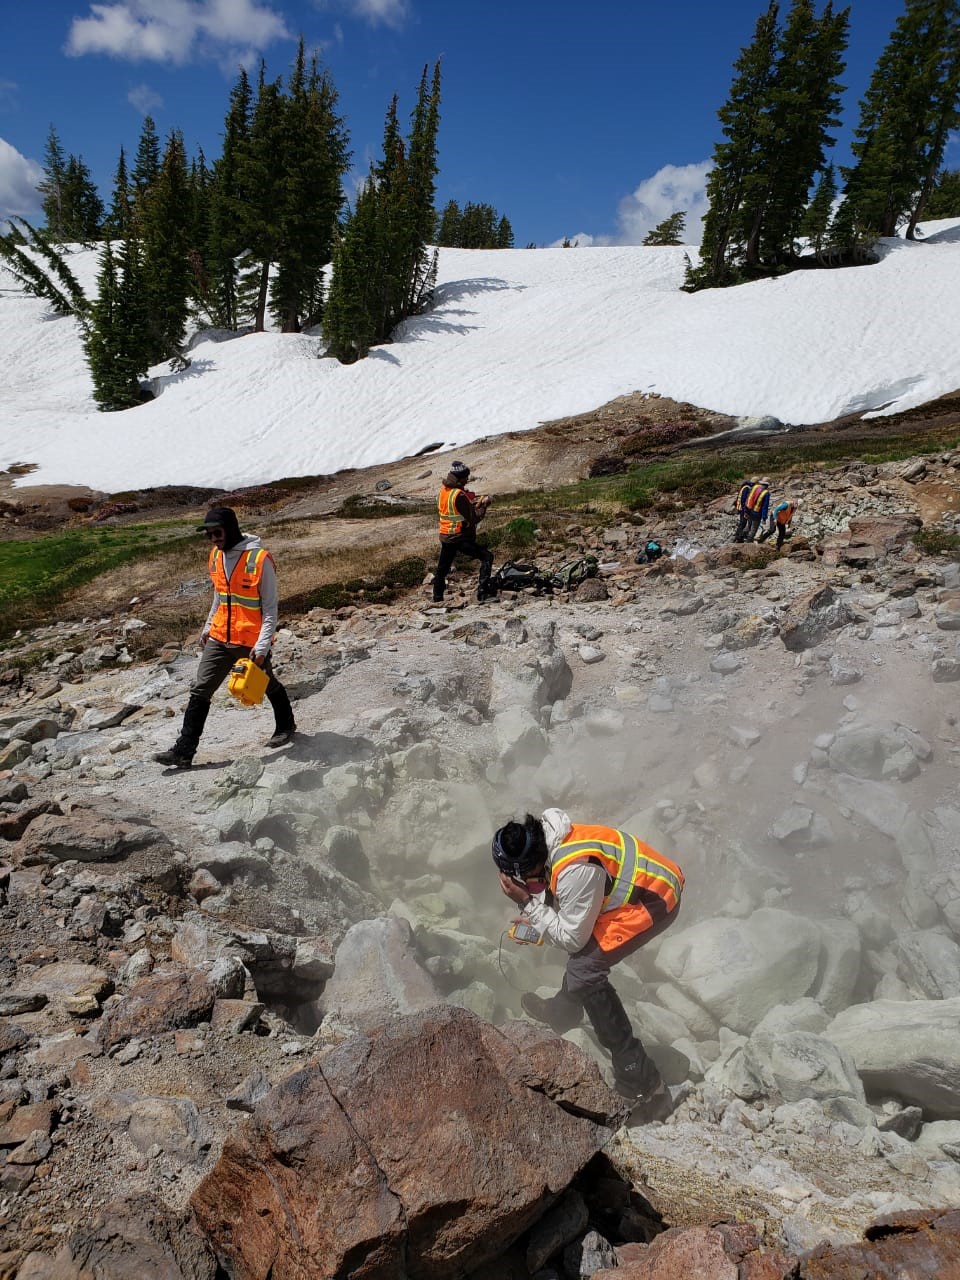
[0,0,941,247]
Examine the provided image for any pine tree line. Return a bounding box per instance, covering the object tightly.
[689,0,960,290]
[436,200,514,248]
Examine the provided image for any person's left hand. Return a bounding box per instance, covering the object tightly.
[498,870,530,905]
[251,652,266,668]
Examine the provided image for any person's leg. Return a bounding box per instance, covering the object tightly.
[564,939,661,1098]
[434,541,457,601]
[262,652,296,744]
[775,525,786,549]
[155,640,236,764]
[521,975,583,1032]
[734,512,748,542]
[450,536,495,600]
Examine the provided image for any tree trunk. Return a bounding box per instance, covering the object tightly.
[254,261,270,333]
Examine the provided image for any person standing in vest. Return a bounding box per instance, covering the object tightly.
[154,507,296,768]
[757,497,800,548]
[492,808,684,1122]
[433,460,495,604]
[733,478,757,543]
[741,476,772,542]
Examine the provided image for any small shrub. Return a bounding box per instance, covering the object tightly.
[487,516,537,553]
[914,527,960,556]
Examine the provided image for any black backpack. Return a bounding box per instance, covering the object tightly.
[492,560,554,594]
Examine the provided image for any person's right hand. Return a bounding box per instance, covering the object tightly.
[199,630,209,649]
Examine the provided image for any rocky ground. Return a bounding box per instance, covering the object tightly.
[2,406,960,1277]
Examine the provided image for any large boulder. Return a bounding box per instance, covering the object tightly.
[316,916,441,1033]
[654,909,823,1033]
[190,1005,628,1280]
[825,998,960,1118]
[780,586,858,652]
[14,810,163,865]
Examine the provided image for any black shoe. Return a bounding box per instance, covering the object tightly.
[265,727,296,749]
[621,1078,674,1123]
[154,746,193,768]
[521,991,583,1035]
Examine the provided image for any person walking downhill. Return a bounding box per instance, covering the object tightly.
[154,507,296,768]
[433,460,495,604]
[492,808,684,1123]
[757,497,800,548]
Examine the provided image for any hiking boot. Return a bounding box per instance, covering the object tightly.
[265,726,296,749]
[621,1078,675,1124]
[154,746,194,768]
[521,990,583,1035]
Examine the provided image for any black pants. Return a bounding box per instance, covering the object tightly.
[757,522,786,548]
[545,905,680,1095]
[189,640,294,729]
[434,536,494,601]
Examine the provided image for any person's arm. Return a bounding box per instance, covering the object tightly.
[252,555,278,660]
[201,587,217,646]
[522,864,607,954]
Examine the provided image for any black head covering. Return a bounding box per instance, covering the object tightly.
[197,507,243,549]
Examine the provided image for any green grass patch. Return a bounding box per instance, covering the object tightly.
[0,523,196,640]
[484,516,538,553]
[337,494,430,518]
[914,527,960,556]
[282,555,428,612]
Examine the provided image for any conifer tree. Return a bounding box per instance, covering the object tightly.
[798,163,836,255]
[0,218,90,319]
[690,3,780,288]
[104,147,132,239]
[140,129,192,362]
[688,0,848,287]
[269,39,349,332]
[324,61,441,361]
[643,211,687,245]
[63,154,104,241]
[926,167,960,217]
[84,237,150,410]
[835,0,960,245]
[38,126,69,240]
[206,68,253,329]
[495,215,514,248]
[436,199,461,244]
[237,65,286,330]
[132,116,161,201]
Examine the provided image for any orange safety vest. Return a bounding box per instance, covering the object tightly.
[744,483,769,512]
[775,503,797,526]
[549,823,684,952]
[736,483,752,511]
[438,483,466,538]
[208,546,272,647]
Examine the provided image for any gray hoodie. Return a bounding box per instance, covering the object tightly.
[202,533,278,658]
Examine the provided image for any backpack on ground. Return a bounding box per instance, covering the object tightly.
[551,555,599,591]
[492,560,554,594]
[635,540,664,564]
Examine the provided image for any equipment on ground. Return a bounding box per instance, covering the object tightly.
[227,658,269,706]
[508,921,543,946]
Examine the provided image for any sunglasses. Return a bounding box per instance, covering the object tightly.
[203,527,225,539]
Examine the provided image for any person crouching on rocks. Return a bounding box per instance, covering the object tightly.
[433,460,495,604]
[757,497,800,549]
[492,808,684,1122]
[154,507,296,768]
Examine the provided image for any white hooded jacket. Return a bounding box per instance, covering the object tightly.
[521,807,608,954]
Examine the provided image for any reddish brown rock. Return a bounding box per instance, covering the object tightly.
[0,1100,58,1147]
[14,1196,217,1279]
[99,970,216,1047]
[800,1208,960,1279]
[780,585,857,652]
[846,514,922,550]
[191,1005,627,1280]
[14,810,162,865]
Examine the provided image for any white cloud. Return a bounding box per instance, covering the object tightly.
[0,137,43,223]
[321,0,409,28]
[65,0,290,66]
[128,82,163,114]
[614,160,712,245]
